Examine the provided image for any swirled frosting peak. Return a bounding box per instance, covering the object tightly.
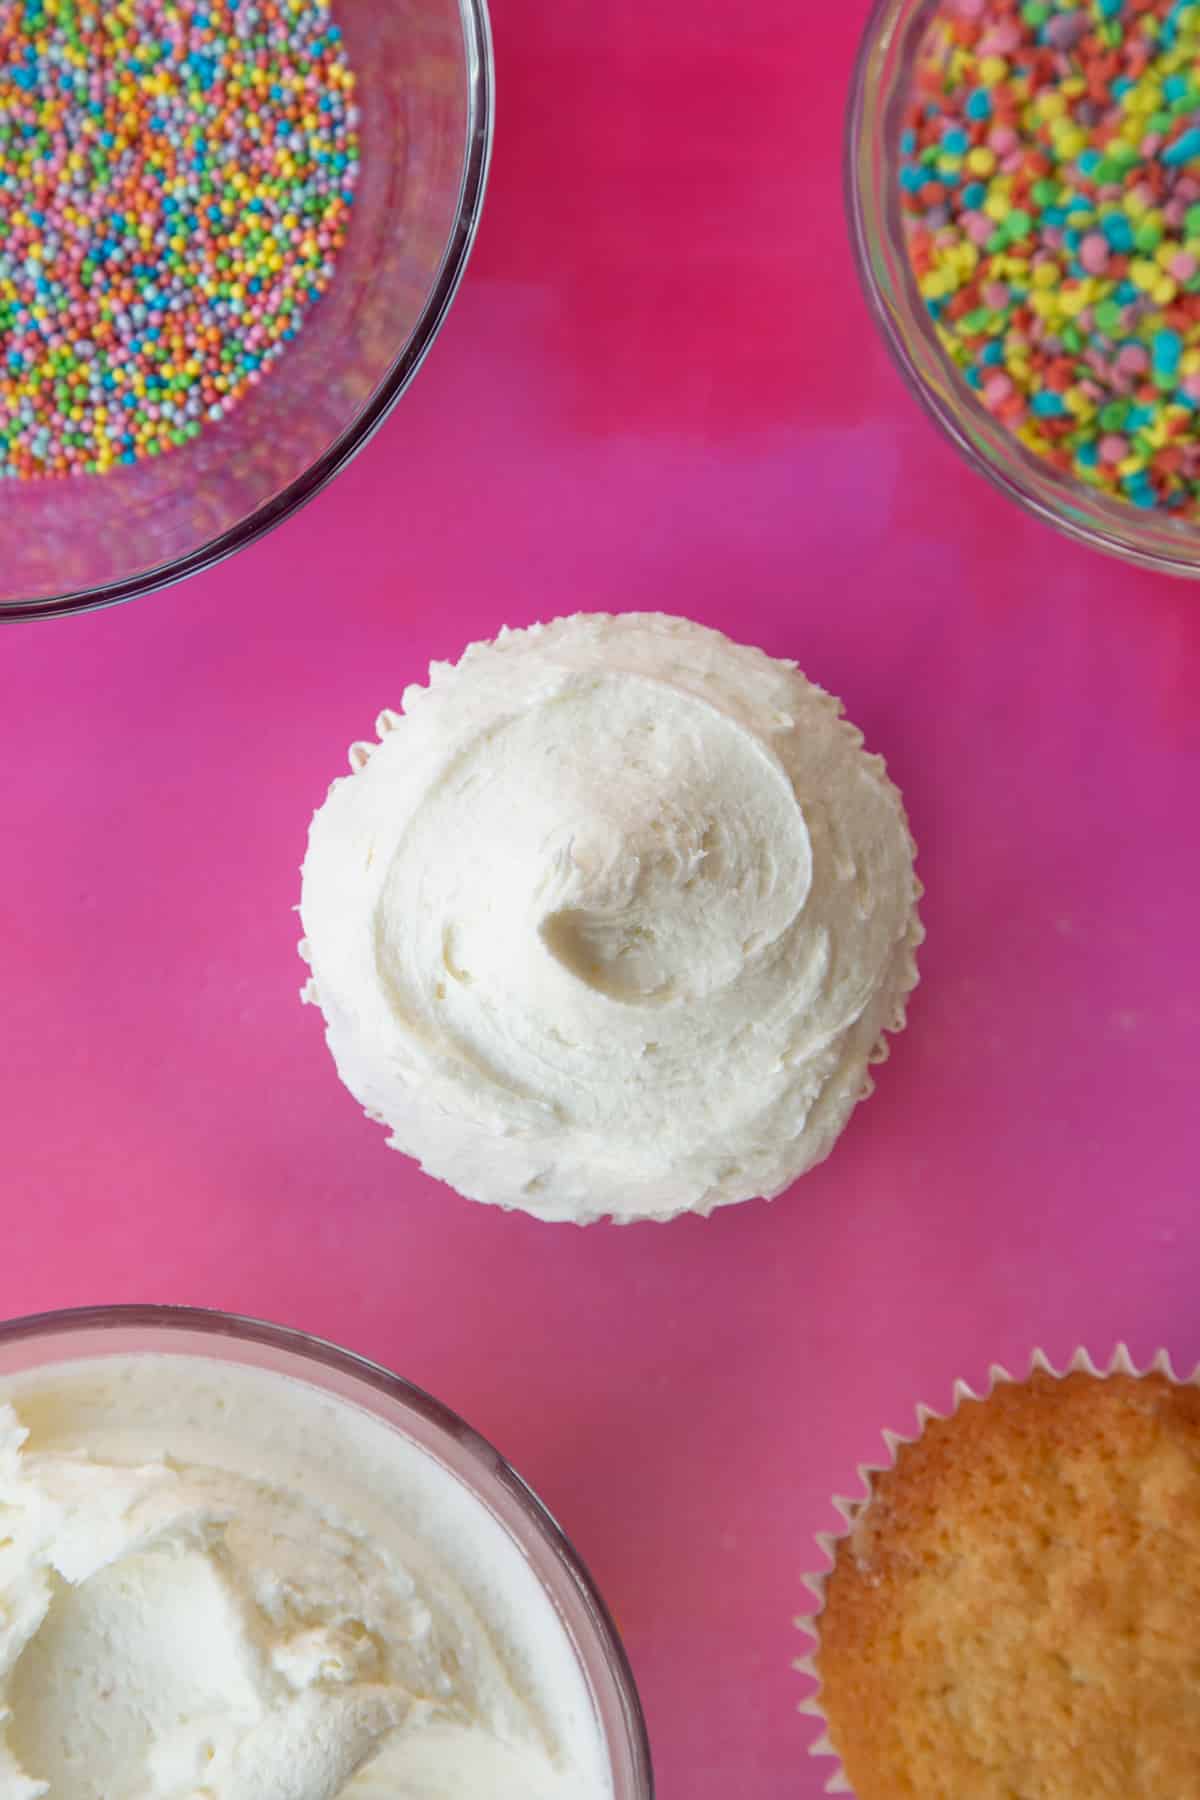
[299,614,922,1222]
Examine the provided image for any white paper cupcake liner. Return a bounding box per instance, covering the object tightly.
[793,1344,1195,1795]
[299,674,926,1224]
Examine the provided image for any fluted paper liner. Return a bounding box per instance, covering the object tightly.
[792,1345,1196,1795]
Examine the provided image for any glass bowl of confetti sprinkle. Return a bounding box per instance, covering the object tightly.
[1,0,492,621]
[848,0,1200,575]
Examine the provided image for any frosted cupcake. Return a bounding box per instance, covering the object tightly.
[802,1350,1200,1797]
[299,613,922,1223]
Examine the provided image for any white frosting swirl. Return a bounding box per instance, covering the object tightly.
[299,614,922,1222]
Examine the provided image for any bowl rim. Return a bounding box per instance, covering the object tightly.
[844,0,1200,577]
[0,1300,655,1797]
[6,0,496,624]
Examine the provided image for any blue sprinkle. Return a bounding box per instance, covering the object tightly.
[941,126,969,156]
[1163,127,1200,167]
[1031,392,1068,418]
[966,89,992,122]
[1153,328,1183,373]
[1101,213,1135,252]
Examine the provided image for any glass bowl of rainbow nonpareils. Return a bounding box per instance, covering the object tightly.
[0,0,492,621]
[848,0,1200,574]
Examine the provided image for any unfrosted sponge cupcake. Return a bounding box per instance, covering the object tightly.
[806,1352,1200,1798]
[299,613,922,1223]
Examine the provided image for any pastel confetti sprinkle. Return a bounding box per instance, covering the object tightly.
[902,0,1200,513]
[0,0,359,479]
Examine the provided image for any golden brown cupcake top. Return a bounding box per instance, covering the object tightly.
[814,1370,1200,1799]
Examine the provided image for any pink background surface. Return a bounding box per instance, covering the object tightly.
[5,0,1200,1792]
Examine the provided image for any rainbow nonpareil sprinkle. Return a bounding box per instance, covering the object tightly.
[903,0,1200,511]
[0,0,358,478]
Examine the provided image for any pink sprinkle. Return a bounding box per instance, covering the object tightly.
[1001,151,1025,175]
[1117,344,1150,376]
[1079,233,1110,274]
[1100,434,1129,465]
[964,212,996,245]
[979,22,1020,52]
[983,374,1013,407]
[1182,375,1200,404]
[1140,134,1164,158]
[1171,252,1197,282]
[983,280,1009,308]
[988,126,1018,154]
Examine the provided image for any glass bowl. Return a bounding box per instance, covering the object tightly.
[0,1303,654,1798]
[2,0,493,622]
[846,0,1200,576]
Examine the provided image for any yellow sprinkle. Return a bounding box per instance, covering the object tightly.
[1057,286,1092,319]
[1053,127,1087,160]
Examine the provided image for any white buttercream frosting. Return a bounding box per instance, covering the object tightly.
[299,613,922,1222]
[0,1355,609,1799]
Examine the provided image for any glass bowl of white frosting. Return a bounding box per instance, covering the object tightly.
[0,1304,652,1799]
